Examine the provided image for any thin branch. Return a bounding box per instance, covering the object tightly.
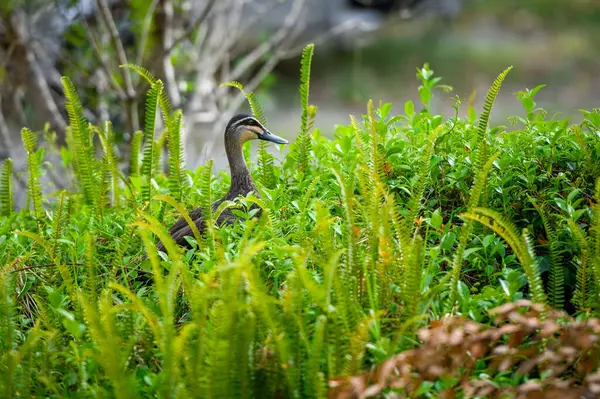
[96,0,135,98]
[80,16,127,100]
[0,93,13,155]
[165,0,217,55]
[227,0,306,83]
[135,0,160,66]
[10,10,67,135]
[279,18,376,60]
[159,0,181,108]
[96,0,140,132]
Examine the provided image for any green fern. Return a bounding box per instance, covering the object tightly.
[98,121,120,207]
[406,126,440,233]
[366,100,386,184]
[129,130,144,178]
[448,152,501,305]
[167,110,185,201]
[50,191,69,259]
[332,166,358,294]
[295,43,315,174]
[219,81,266,124]
[199,160,215,252]
[0,270,17,397]
[568,219,593,310]
[157,84,173,124]
[141,81,163,202]
[120,63,158,85]
[21,128,44,221]
[84,232,98,301]
[0,158,14,217]
[462,208,547,307]
[96,161,110,216]
[531,199,564,309]
[404,235,424,320]
[473,66,513,172]
[154,136,165,177]
[61,77,98,206]
[592,178,600,309]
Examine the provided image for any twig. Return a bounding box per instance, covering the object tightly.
[0,93,14,156]
[96,0,140,132]
[165,0,217,55]
[226,0,306,83]
[10,10,67,136]
[135,0,160,66]
[159,0,182,108]
[80,16,127,100]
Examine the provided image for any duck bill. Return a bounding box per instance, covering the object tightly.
[259,129,289,145]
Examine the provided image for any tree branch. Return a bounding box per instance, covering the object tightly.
[10,10,67,136]
[80,16,127,100]
[135,0,160,66]
[96,0,139,133]
[0,93,13,158]
[227,0,306,83]
[165,0,217,55]
[159,0,181,108]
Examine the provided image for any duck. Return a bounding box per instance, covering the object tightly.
[157,114,288,252]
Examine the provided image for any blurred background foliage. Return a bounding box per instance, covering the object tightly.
[269,0,600,135]
[0,0,598,176]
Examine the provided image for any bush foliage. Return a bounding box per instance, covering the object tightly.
[1,45,599,398]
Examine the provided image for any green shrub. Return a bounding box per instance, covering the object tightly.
[1,45,599,397]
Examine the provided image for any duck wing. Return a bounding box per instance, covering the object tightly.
[155,206,205,252]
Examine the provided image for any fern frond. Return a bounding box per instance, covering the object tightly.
[167,110,185,201]
[198,160,215,252]
[568,219,593,310]
[462,208,547,306]
[404,235,424,320]
[0,269,17,397]
[50,191,68,259]
[129,130,143,178]
[531,199,564,309]
[21,128,44,221]
[0,158,14,217]
[448,152,500,304]
[61,76,98,206]
[141,81,163,202]
[296,43,315,174]
[331,166,359,294]
[256,140,276,189]
[98,121,120,207]
[299,44,314,113]
[158,84,173,124]
[220,81,266,125]
[406,126,440,232]
[592,178,600,309]
[473,66,512,172]
[84,232,97,301]
[95,161,110,216]
[366,100,385,183]
[120,63,157,85]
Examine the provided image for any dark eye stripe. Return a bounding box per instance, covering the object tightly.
[231,117,263,130]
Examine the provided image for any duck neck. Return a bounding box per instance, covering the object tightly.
[225,138,256,199]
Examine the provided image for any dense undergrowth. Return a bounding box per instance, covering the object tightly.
[1,44,600,398]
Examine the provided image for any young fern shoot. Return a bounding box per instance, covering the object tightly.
[0,158,13,217]
[294,43,315,175]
